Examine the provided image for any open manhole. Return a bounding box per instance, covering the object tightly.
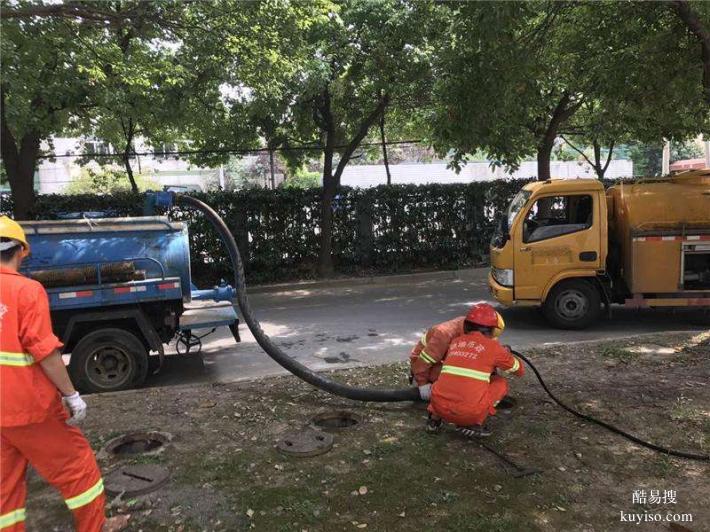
[277,428,334,457]
[309,410,361,431]
[100,431,172,459]
[105,464,170,497]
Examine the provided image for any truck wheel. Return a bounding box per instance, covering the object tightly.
[69,328,149,393]
[543,279,601,330]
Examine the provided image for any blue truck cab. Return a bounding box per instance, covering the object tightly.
[19,216,239,393]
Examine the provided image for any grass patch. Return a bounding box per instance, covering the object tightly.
[599,344,637,363]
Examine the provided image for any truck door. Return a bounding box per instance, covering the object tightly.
[513,193,602,301]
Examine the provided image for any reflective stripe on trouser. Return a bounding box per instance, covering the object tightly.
[0,401,106,532]
[440,365,491,382]
[65,479,104,510]
[0,509,25,529]
[0,352,34,367]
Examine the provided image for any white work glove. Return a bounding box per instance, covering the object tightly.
[418,383,432,401]
[62,391,87,423]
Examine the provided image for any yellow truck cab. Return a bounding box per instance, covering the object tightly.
[488,170,710,328]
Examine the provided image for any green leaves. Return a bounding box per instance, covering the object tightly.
[430,1,710,177]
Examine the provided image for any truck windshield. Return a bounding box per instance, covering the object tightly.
[507,190,531,229]
[491,190,531,249]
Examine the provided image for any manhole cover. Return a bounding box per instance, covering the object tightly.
[309,410,361,431]
[276,428,334,457]
[104,464,170,497]
[100,431,172,459]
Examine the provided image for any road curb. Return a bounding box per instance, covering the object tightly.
[247,267,486,294]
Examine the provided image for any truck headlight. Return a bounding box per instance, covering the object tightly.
[492,267,514,287]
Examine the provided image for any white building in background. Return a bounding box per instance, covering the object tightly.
[34,137,633,194]
[36,137,219,194]
[340,159,633,188]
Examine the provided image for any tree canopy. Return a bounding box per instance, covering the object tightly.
[2,0,710,275]
[429,1,710,180]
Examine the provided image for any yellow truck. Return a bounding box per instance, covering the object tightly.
[488,170,710,328]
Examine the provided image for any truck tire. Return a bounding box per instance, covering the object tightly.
[69,328,149,393]
[542,279,601,330]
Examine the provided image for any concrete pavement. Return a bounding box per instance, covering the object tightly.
[148,268,705,387]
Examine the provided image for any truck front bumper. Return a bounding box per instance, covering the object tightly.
[488,271,514,305]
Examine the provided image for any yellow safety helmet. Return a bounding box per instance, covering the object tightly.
[0,216,30,258]
[492,312,505,338]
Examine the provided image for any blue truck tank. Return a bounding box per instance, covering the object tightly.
[20,216,192,300]
[15,215,239,393]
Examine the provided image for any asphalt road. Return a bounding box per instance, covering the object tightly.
[148,268,706,387]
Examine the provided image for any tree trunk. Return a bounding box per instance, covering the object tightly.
[316,91,389,277]
[318,140,336,276]
[1,120,39,219]
[593,140,615,180]
[380,112,391,185]
[4,141,38,220]
[123,151,137,193]
[1,87,40,219]
[269,149,276,189]
[671,0,710,104]
[536,93,582,181]
[121,118,138,193]
[536,137,553,181]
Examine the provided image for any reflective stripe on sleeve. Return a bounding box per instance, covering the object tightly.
[0,351,34,367]
[65,479,104,510]
[441,365,491,382]
[502,357,521,375]
[420,333,428,346]
[0,508,26,528]
[419,350,436,365]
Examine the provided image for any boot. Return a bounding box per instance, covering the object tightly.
[457,422,492,438]
[425,414,442,434]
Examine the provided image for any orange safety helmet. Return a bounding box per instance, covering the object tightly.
[0,216,30,258]
[465,303,505,337]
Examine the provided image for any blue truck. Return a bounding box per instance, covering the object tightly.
[19,216,240,393]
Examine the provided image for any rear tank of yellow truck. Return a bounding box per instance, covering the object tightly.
[488,170,710,329]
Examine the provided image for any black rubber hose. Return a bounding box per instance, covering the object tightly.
[178,194,420,402]
[512,350,709,462]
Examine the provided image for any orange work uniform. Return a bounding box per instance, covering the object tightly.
[0,266,105,532]
[409,317,465,386]
[428,331,524,427]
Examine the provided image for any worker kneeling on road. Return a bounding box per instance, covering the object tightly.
[427,303,524,437]
[0,217,118,532]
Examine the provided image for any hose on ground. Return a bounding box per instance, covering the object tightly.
[512,350,709,462]
[177,194,421,402]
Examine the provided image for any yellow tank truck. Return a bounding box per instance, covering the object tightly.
[488,170,710,328]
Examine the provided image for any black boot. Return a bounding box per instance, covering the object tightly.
[426,414,442,434]
[457,423,492,438]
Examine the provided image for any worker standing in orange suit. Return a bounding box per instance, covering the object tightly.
[427,303,524,437]
[0,216,109,532]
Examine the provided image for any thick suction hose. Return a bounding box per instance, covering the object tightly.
[178,194,420,402]
[513,350,709,462]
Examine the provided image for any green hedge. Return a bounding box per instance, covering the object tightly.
[1,180,534,285]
